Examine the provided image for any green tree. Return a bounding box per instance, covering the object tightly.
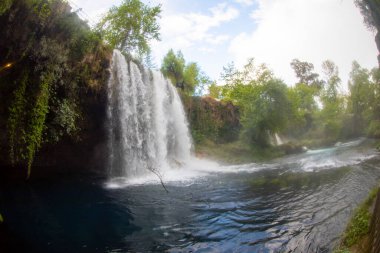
[355,0,380,31]
[287,59,322,136]
[161,49,185,88]
[319,60,344,140]
[286,83,318,136]
[367,67,380,136]
[96,0,161,55]
[183,62,201,95]
[221,59,273,101]
[221,59,290,147]
[208,82,221,99]
[354,0,380,134]
[290,59,322,88]
[348,61,374,135]
[321,60,341,102]
[355,0,380,66]
[161,49,210,95]
[241,80,290,147]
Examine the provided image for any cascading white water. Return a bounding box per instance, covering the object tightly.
[107,50,192,179]
[275,133,283,146]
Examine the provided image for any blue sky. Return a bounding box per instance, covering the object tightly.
[71,0,377,88]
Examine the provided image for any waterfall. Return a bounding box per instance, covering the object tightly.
[275,133,283,146]
[107,50,192,179]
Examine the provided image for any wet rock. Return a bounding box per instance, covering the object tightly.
[278,142,307,155]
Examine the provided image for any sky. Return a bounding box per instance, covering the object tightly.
[70,0,378,88]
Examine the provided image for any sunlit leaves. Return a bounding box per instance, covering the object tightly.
[221,59,290,146]
[161,49,211,96]
[96,0,161,56]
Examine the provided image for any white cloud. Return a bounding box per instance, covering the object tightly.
[149,2,239,71]
[70,0,121,25]
[235,0,255,6]
[199,47,216,53]
[229,0,378,87]
[206,35,230,45]
[159,3,239,49]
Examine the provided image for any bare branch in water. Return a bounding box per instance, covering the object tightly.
[147,166,169,193]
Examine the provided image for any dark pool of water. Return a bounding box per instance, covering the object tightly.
[1,139,380,253]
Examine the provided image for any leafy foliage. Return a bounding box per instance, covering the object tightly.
[212,56,380,149]
[291,59,321,88]
[355,0,380,31]
[7,71,29,165]
[286,83,317,136]
[0,0,13,15]
[161,49,211,96]
[1,0,111,177]
[347,61,379,136]
[221,59,290,147]
[341,188,379,248]
[319,60,345,140]
[25,73,51,178]
[96,0,161,56]
[208,82,221,99]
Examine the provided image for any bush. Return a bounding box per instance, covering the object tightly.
[341,188,379,247]
[367,119,380,138]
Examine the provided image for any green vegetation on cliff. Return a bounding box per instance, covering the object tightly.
[0,0,111,177]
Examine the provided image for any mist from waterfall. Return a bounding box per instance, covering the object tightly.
[107,50,192,179]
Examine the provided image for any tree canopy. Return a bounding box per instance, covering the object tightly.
[161,49,211,96]
[96,0,161,55]
[220,59,291,146]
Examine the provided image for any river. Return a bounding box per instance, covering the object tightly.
[1,138,380,253]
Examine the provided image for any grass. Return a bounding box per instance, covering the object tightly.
[334,187,379,253]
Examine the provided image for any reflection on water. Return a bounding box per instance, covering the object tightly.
[1,139,380,253]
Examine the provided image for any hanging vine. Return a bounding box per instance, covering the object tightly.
[25,73,51,178]
[8,70,29,164]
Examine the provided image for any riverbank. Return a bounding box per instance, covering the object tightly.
[195,137,380,165]
[334,186,380,253]
[194,139,284,164]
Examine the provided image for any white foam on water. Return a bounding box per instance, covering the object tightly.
[104,158,271,188]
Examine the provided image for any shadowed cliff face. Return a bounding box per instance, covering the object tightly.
[0,0,112,179]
